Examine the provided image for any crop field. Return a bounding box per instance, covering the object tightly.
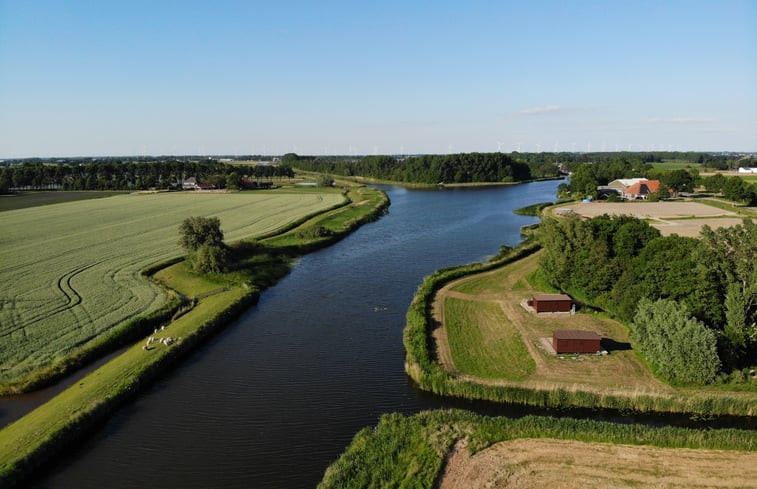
[0,190,345,385]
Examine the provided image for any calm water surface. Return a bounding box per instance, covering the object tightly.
[21,181,653,488]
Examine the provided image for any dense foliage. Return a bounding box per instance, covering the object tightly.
[540,215,756,382]
[291,152,532,184]
[632,298,720,384]
[0,159,294,193]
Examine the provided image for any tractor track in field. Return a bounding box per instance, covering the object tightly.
[0,262,104,338]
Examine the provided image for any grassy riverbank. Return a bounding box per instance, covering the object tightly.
[318,409,757,489]
[404,242,757,417]
[0,185,388,489]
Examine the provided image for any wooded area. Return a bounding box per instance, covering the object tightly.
[539,215,756,384]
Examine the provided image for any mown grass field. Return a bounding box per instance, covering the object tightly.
[443,297,534,380]
[0,191,130,212]
[0,190,345,389]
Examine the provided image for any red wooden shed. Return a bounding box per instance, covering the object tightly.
[553,330,601,354]
[528,293,573,313]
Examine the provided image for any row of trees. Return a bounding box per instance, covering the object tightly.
[539,215,756,383]
[288,153,533,184]
[0,160,295,193]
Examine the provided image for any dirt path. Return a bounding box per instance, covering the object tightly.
[439,438,757,489]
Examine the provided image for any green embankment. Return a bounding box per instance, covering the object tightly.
[318,409,757,489]
[0,185,388,489]
[404,240,757,416]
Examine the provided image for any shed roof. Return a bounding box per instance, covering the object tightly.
[533,293,572,302]
[553,330,601,340]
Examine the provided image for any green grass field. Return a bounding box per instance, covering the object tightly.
[651,160,700,171]
[0,190,345,387]
[444,297,534,380]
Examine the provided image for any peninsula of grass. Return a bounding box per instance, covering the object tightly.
[512,201,553,216]
[318,409,757,489]
[0,185,388,489]
[404,244,757,417]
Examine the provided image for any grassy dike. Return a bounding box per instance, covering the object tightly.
[403,238,757,417]
[317,409,757,489]
[0,185,389,489]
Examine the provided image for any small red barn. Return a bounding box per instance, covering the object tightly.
[528,293,573,313]
[553,330,601,354]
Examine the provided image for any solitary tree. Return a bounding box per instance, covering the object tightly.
[179,216,229,273]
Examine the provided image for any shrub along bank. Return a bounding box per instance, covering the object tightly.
[0,185,388,489]
[318,409,757,489]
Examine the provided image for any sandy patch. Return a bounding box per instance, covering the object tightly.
[559,202,753,237]
[652,218,751,237]
[439,438,757,489]
[564,201,736,219]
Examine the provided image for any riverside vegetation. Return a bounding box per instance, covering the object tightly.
[318,409,757,489]
[0,185,389,489]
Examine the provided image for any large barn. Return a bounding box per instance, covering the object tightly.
[553,330,601,354]
[528,293,573,313]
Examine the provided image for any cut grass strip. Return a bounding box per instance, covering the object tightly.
[445,297,534,381]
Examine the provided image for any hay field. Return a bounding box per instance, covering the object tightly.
[0,190,344,384]
[439,438,757,489]
[561,201,752,237]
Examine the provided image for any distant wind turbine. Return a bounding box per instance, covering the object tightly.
[535,143,541,153]
[497,141,505,151]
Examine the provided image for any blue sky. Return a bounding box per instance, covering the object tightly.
[1,0,755,157]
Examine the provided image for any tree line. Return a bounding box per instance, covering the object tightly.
[287,152,533,184]
[0,160,295,193]
[539,215,756,384]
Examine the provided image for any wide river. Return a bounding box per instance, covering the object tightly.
[19,180,729,488]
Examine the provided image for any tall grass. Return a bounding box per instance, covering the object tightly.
[318,409,757,489]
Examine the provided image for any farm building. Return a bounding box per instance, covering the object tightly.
[527,293,573,313]
[553,330,601,354]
